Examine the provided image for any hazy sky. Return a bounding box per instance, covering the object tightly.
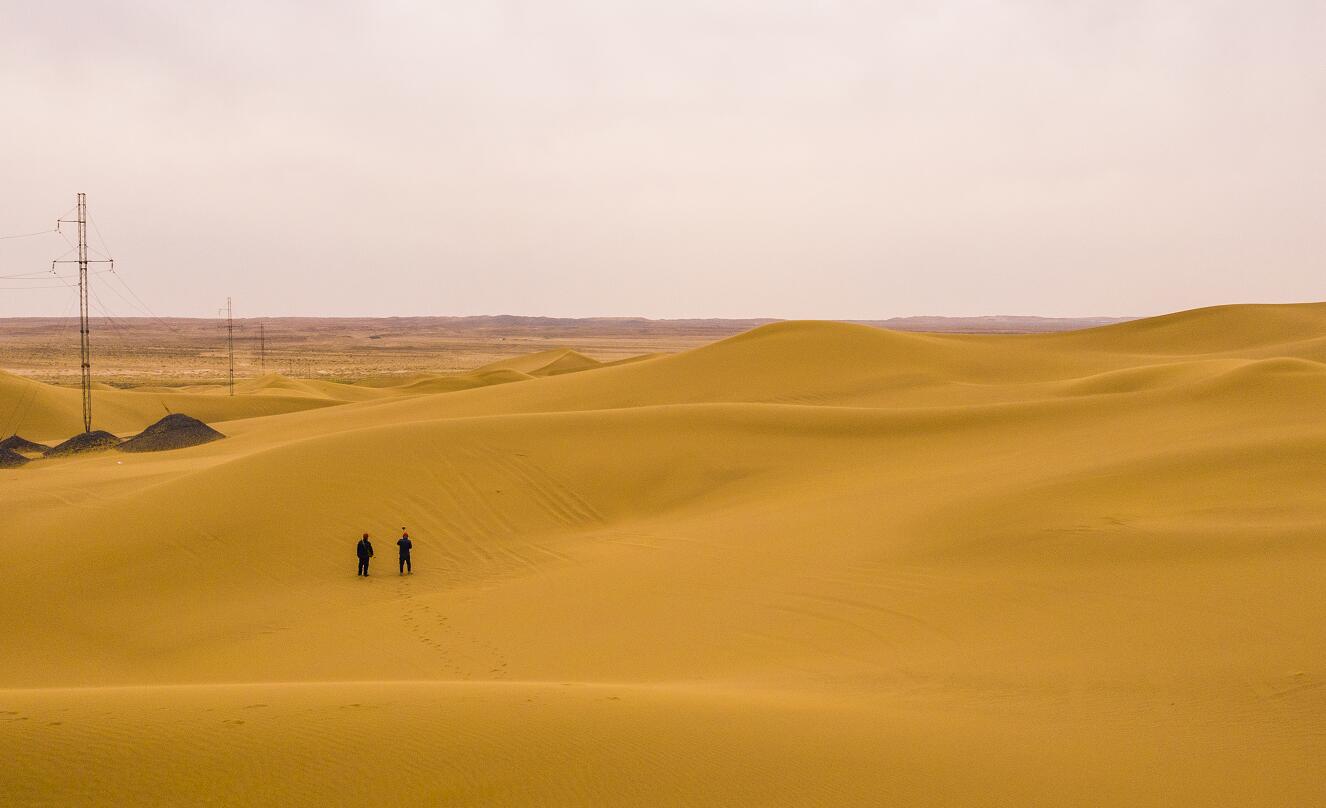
[1,1,1323,319]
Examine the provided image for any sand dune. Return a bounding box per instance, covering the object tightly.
[0,346,612,442]
[2,303,1324,806]
[0,370,342,441]
[474,347,604,377]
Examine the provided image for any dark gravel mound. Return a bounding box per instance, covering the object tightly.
[45,430,123,457]
[0,447,29,468]
[0,435,49,455]
[118,413,225,453]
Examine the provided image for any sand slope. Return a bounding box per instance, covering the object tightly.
[2,303,1324,806]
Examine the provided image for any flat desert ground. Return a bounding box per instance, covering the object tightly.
[2,304,1323,806]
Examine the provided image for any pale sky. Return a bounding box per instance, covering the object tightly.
[1,1,1323,319]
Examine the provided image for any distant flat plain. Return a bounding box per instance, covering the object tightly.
[0,314,1128,386]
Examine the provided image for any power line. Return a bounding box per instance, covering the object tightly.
[66,214,180,335]
[105,266,182,334]
[0,227,58,241]
[98,271,160,322]
[88,285,136,341]
[0,268,82,279]
[0,268,111,286]
[88,214,115,261]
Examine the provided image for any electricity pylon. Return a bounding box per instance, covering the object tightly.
[226,297,235,396]
[54,193,112,433]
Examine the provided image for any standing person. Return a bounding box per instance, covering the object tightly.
[356,533,374,577]
[397,528,413,576]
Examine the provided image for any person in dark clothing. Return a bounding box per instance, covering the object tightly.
[397,528,413,575]
[356,533,374,576]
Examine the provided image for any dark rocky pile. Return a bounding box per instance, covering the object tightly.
[0,447,29,468]
[118,413,225,453]
[45,430,123,457]
[0,435,49,456]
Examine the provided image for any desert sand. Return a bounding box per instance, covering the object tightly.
[1,303,1323,806]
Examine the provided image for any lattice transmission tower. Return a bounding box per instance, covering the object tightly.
[54,193,112,433]
[226,297,235,396]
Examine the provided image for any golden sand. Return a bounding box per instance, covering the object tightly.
[2,304,1323,805]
